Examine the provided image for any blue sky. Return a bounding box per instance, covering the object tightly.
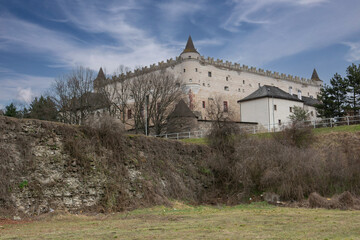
[1,0,360,109]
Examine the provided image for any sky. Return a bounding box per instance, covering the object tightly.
[1,0,360,110]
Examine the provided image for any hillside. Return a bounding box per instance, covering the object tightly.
[0,116,214,217]
[1,116,360,218]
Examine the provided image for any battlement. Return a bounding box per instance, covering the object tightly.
[117,55,320,86]
[199,56,319,85]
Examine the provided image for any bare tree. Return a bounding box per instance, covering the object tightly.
[96,65,131,122]
[206,95,233,129]
[126,70,184,134]
[51,66,95,124]
[148,70,183,135]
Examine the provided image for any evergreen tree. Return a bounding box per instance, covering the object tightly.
[345,63,360,115]
[328,73,347,117]
[29,96,58,121]
[4,103,17,117]
[316,73,348,118]
[316,85,335,118]
[289,106,309,122]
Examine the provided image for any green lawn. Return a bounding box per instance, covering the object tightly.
[181,124,360,144]
[313,124,360,134]
[1,202,360,239]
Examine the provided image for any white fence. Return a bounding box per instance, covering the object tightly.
[152,130,204,139]
[152,115,360,140]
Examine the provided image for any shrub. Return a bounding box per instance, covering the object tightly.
[274,122,314,148]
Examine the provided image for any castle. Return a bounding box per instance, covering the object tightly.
[95,36,322,132]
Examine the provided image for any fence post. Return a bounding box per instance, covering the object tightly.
[330,119,333,128]
[346,116,349,125]
[189,132,191,138]
[253,126,256,134]
[313,120,316,128]
[165,134,168,139]
[177,133,179,140]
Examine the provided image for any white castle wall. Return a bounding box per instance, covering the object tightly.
[109,52,322,123]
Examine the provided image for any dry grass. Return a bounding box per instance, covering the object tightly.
[1,202,360,239]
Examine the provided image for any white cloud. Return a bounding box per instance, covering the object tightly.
[344,41,360,62]
[220,0,360,66]
[0,1,179,73]
[222,0,328,32]
[16,88,34,104]
[0,71,53,107]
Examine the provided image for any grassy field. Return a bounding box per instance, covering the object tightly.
[1,202,360,240]
[181,124,360,144]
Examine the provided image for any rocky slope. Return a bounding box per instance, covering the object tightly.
[0,116,213,217]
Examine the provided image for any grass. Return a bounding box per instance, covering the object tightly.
[1,202,360,239]
[182,124,360,144]
[180,138,208,145]
[313,124,360,134]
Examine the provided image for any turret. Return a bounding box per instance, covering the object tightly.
[180,35,200,60]
[94,67,106,90]
[311,68,322,82]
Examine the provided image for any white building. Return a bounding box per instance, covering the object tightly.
[238,85,319,131]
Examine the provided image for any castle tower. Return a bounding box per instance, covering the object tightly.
[180,35,200,60]
[94,67,106,90]
[311,68,321,81]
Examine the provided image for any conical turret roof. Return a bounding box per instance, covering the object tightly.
[181,35,199,54]
[168,99,197,119]
[96,67,106,80]
[311,68,321,81]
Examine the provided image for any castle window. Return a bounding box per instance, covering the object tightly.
[202,101,206,108]
[189,79,192,82]
[243,80,245,84]
[183,69,186,72]
[274,104,277,111]
[207,83,210,87]
[289,107,293,113]
[258,83,261,88]
[278,119,282,125]
[203,83,205,86]
[223,101,228,112]
[289,86,292,95]
[238,88,241,92]
[195,68,198,72]
[188,56,191,58]
[208,71,212,77]
[128,109,132,119]
[226,76,229,81]
[224,86,229,91]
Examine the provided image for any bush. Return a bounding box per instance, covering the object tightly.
[206,126,360,202]
[274,122,314,148]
